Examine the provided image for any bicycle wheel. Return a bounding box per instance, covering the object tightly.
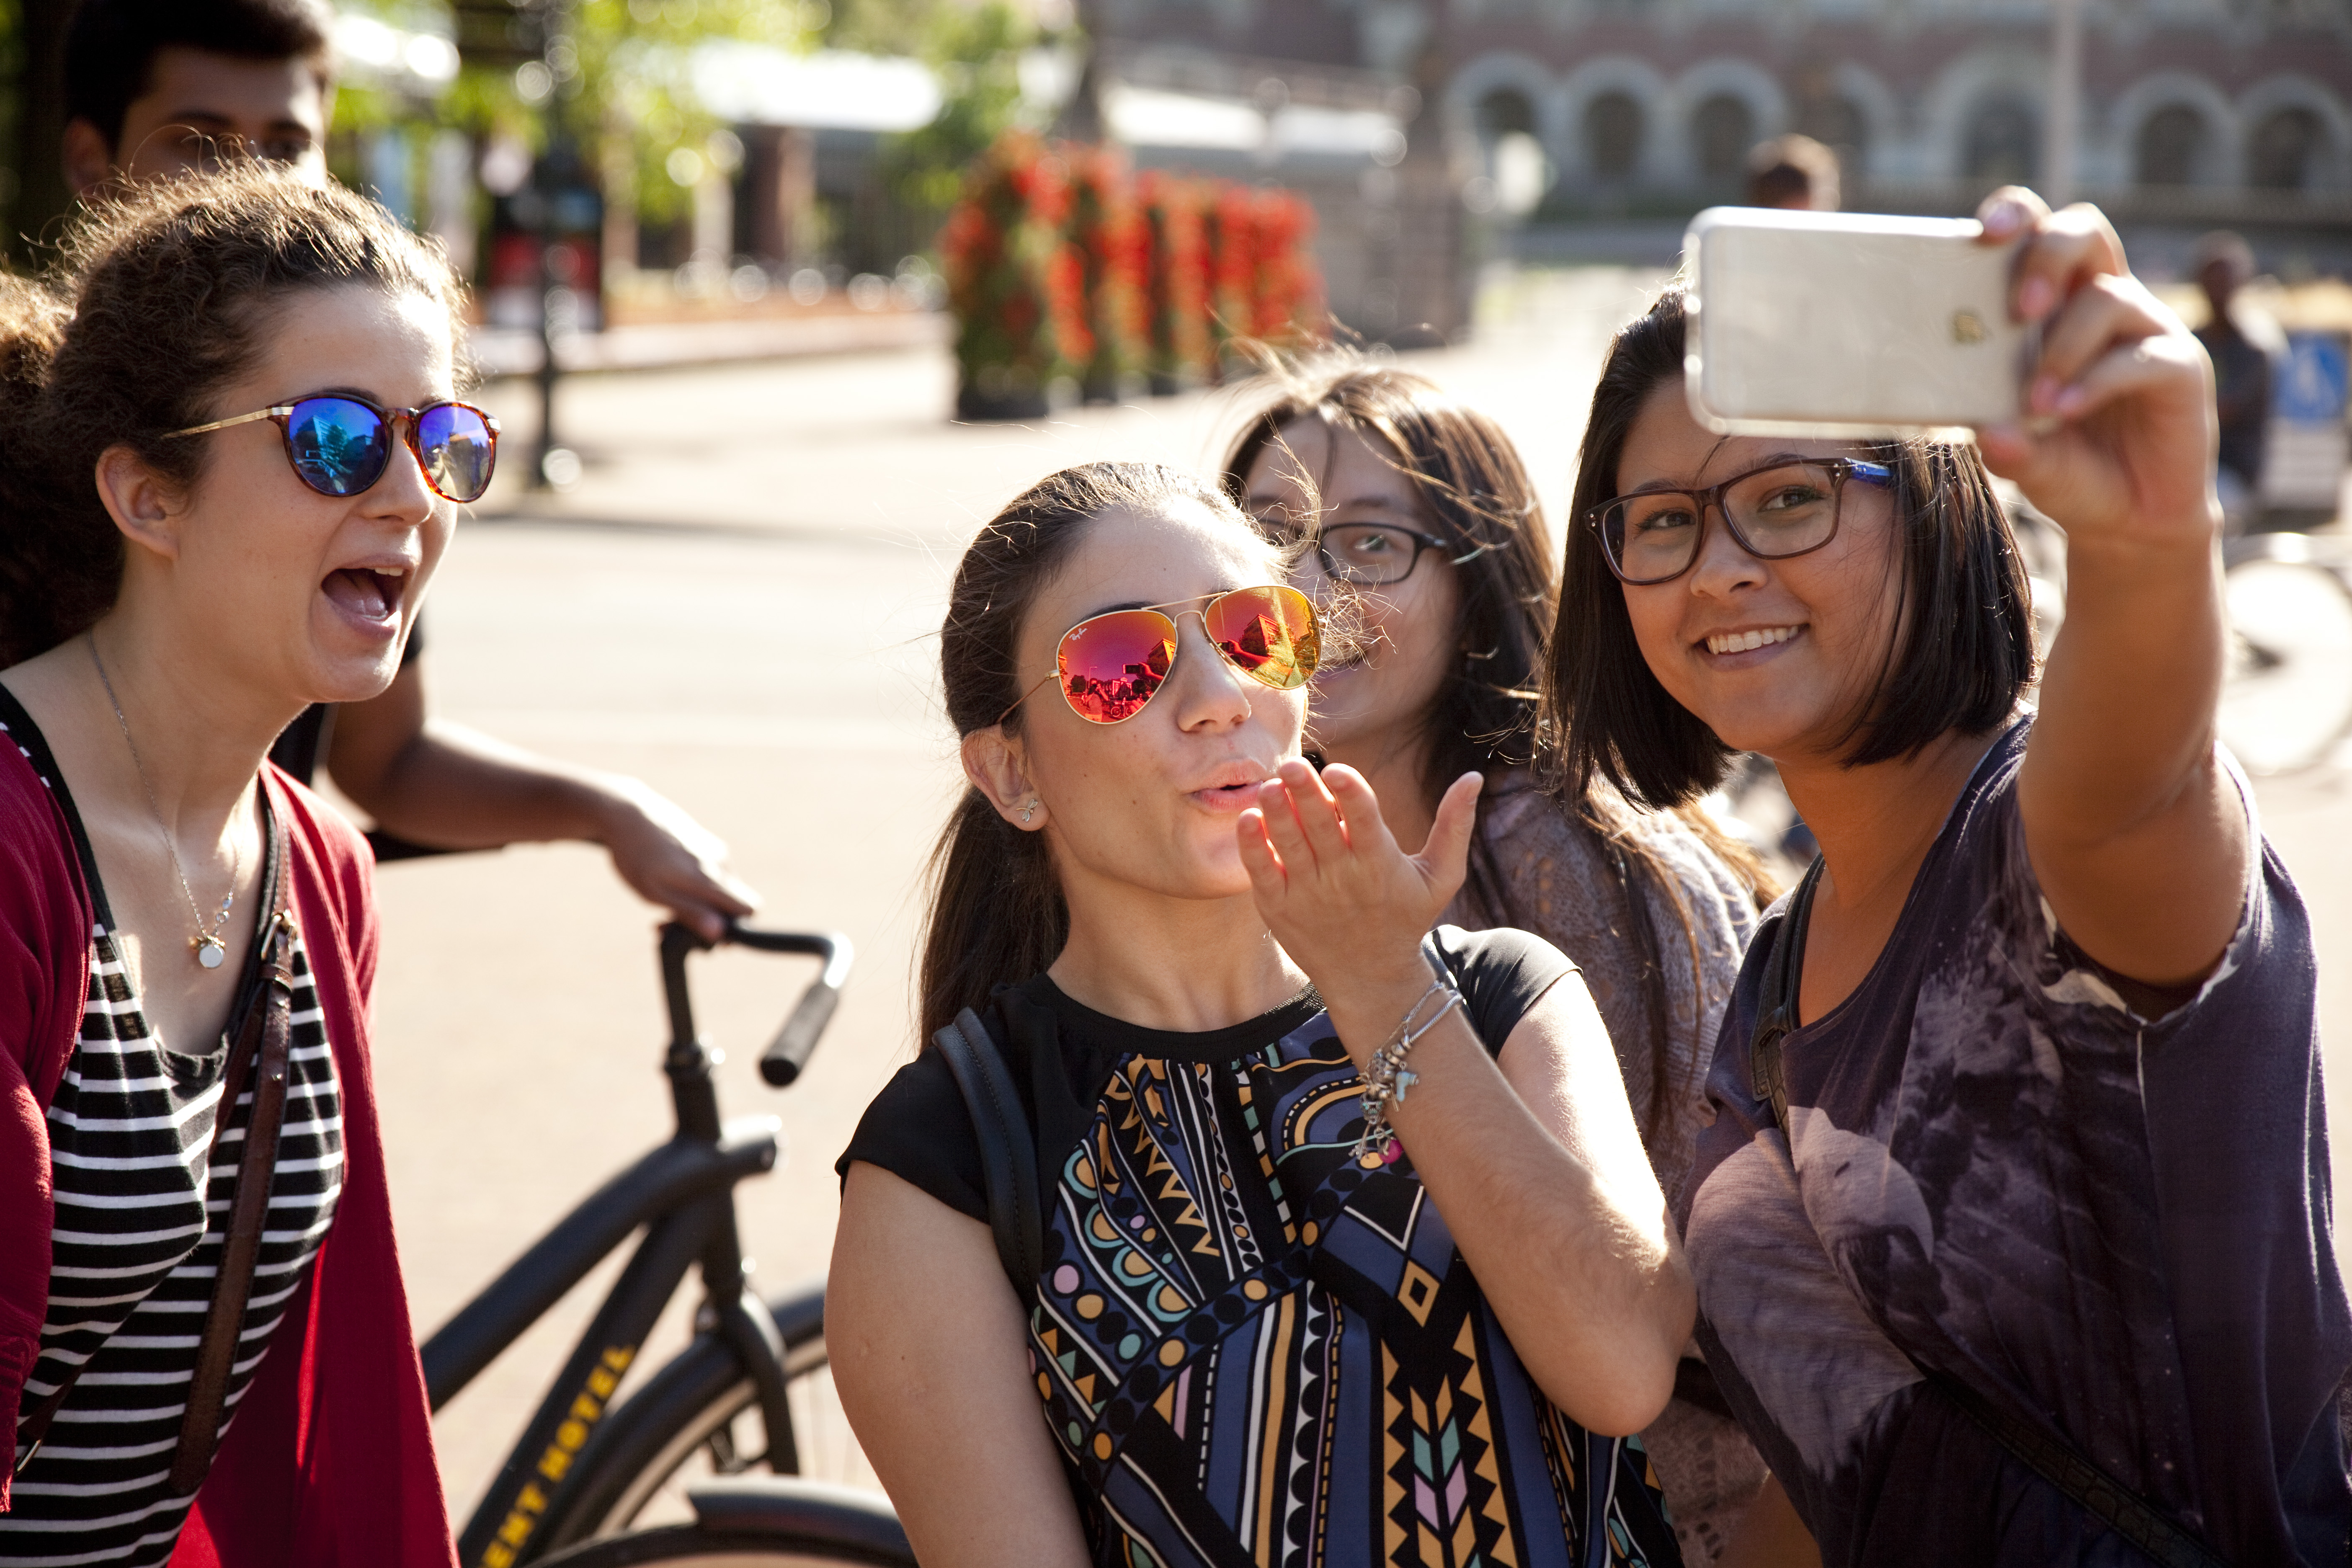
[532,1532,897,1568]
[543,1282,869,1551]
[533,1479,913,1568]
[2218,554,2352,775]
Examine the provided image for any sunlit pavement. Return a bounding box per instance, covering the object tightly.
[358,270,2352,1525]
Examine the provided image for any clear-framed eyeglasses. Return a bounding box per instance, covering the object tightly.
[1586,457,1894,586]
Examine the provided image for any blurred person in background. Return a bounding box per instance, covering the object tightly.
[58,0,759,937]
[2189,230,2281,529]
[1226,363,1774,1563]
[0,162,461,1567]
[1744,135,1840,212]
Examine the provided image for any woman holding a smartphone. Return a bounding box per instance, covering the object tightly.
[1549,189,2349,1564]
[1225,364,1773,1563]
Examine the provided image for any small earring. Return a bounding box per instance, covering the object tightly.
[1019,799,1039,824]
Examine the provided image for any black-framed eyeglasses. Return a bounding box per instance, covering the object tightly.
[1586,457,1893,586]
[1260,516,1485,588]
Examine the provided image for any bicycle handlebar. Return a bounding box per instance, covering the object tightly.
[658,921,856,1088]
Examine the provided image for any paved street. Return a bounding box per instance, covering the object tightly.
[351,272,2352,1526]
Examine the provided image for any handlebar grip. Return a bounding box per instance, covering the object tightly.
[760,981,840,1087]
[658,923,856,1088]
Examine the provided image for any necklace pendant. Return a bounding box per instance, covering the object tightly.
[194,936,226,970]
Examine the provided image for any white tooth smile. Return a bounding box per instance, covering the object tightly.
[1705,625,1800,656]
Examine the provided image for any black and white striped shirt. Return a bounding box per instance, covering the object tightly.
[0,724,343,1568]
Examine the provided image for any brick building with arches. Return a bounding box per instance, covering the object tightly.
[1099,0,2352,227]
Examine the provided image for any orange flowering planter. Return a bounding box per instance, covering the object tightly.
[941,137,1325,415]
[1136,171,1212,396]
[1063,142,1147,404]
[941,132,1087,420]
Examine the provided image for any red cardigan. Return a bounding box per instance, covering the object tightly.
[0,735,456,1566]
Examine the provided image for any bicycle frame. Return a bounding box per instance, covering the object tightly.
[418,923,853,1568]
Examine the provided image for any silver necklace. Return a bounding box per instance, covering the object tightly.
[87,635,242,970]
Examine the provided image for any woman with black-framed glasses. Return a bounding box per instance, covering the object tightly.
[0,163,464,1564]
[1225,363,1778,1563]
[1551,191,2352,1566]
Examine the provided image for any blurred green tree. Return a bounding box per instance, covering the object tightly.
[328,0,1054,268]
[877,0,1041,216]
[338,0,817,231]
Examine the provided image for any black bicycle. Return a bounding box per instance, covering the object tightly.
[420,920,908,1567]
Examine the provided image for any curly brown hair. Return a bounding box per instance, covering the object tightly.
[0,161,469,667]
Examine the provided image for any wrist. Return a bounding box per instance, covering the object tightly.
[568,770,651,847]
[1317,955,1449,1065]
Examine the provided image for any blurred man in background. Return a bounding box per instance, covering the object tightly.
[2190,230,2282,530]
[57,0,761,937]
[1744,133,1841,211]
[61,0,332,189]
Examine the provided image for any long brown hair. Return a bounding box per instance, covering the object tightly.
[0,160,467,668]
[1547,288,2035,809]
[919,461,1276,1043]
[1222,358,1771,1137]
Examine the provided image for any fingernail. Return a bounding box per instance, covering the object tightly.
[2055,384,2088,415]
[2018,276,2055,320]
[1987,199,2025,233]
[2029,375,2061,413]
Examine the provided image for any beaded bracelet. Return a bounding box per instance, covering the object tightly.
[1351,976,1465,1167]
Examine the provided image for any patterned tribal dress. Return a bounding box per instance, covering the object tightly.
[843,926,1683,1567]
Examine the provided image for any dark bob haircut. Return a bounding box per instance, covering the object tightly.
[1547,288,2037,809]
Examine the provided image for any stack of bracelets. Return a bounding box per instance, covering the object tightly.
[1352,971,1465,1167]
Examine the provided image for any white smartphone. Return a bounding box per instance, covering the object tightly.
[1684,208,2035,439]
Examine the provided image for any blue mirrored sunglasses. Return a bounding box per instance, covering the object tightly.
[166,394,500,504]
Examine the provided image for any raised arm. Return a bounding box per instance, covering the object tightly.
[1975,191,2247,991]
[1239,761,1693,1434]
[829,1163,1093,1568]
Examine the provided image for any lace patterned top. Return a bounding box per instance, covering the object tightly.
[1444,781,1764,1565]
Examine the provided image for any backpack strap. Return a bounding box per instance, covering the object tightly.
[1748,856,1822,1132]
[933,1006,1044,1311]
[1747,858,2227,1568]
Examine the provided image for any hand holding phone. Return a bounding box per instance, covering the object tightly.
[1969,190,2218,552]
[1684,208,2035,438]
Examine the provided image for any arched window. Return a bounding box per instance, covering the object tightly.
[1964,98,2038,183]
[2249,107,2326,191]
[1476,88,1537,142]
[1694,94,1756,179]
[2135,105,2206,186]
[1586,91,1645,180]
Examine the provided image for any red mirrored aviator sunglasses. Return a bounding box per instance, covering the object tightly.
[1003,584,1322,726]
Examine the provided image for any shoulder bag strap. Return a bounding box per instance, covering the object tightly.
[933,1005,1044,1310]
[1748,856,1822,1133]
[13,803,295,1482]
[168,811,297,1497]
[1746,858,2227,1568]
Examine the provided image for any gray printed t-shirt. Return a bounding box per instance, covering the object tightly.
[1681,717,2352,1565]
